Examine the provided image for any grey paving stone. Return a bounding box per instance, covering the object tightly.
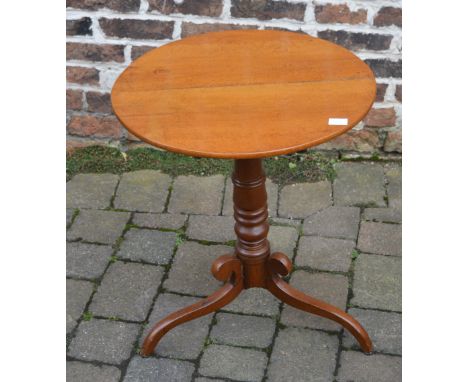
[195,379,224,382]
[337,351,402,382]
[279,181,332,218]
[187,215,235,242]
[270,217,302,228]
[67,361,121,382]
[223,287,280,317]
[363,207,402,223]
[67,173,119,209]
[168,175,225,215]
[199,344,267,382]
[114,170,171,213]
[67,279,94,333]
[67,208,75,226]
[223,178,278,217]
[67,242,113,279]
[302,206,360,239]
[133,212,187,229]
[67,210,130,244]
[140,293,213,359]
[296,236,355,273]
[385,164,402,209]
[343,308,402,354]
[164,242,229,296]
[118,228,177,264]
[358,222,402,256]
[68,319,139,364]
[268,225,299,257]
[352,253,401,311]
[90,262,163,321]
[281,271,349,331]
[268,327,338,382]
[124,356,195,382]
[333,162,386,207]
[211,312,276,348]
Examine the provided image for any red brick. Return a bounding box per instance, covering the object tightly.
[126,131,141,142]
[67,66,100,85]
[364,108,396,128]
[318,30,392,51]
[66,17,92,36]
[395,85,402,102]
[375,83,388,102]
[68,115,122,139]
[99,18,174,40]
[131,46,157,61]
[67,89,83,111]
[383,131,402,153]
[231,0,306,21]
[66,0,139,12]
[318,129,381,152]
[66,139,100,154]
[315,4,367,24]
[149,0,223,17]
[86,92,112,114]
[181,22,257,38]
[67,43,125,63]
[374,7,402,27]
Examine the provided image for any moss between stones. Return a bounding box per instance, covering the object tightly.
[67,146,336,185]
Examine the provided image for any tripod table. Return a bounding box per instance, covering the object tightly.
[111,30,376,356]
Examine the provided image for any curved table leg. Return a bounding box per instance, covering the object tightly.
[141,254,243,356]
[266,252,373,354]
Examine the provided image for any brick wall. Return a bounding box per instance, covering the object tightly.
[66,0,402,156]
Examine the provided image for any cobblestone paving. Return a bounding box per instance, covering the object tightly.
[66,162,402,382]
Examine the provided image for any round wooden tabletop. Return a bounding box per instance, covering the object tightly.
[111,30,376,159]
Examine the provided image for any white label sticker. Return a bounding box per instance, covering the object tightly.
[328,118,348,126]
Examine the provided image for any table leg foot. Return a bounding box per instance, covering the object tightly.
[140,254,243,356]
[266,252,373,354]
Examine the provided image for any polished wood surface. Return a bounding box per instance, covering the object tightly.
[111,30,376,159]
[141,159,373,356]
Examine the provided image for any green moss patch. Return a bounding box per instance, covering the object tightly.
[67,146,336,185]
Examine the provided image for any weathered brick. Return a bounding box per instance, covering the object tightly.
[67,89,83,111]
[337,351,402,382]
[181,22,257,37]
[67,42,125,62]
[67,0,139,12]
[149,0,223,17]
[67,279,94,333]
[315,4,367,25]
[365,59,402,78]
[364,107,396,127]
[99,18,174,40]
[318,128,381,152]
[374,7,402,27]
[133,213,187,230]
[376,83,388,102]
[124,356,195,382]
[199,344,267,382]
[67,242,113,280]
[86,92,112,114]
[268,225,298,257]
[358,221,401,256]
[318,30,392,51]
[68,115,122,139]
[224,287,280,316]
[395,84,402,102]
[384,130,402,153]
[67,66,99,85]
[67,17,92,36]
[279,181,332,218]
[187,215,235,243]
[232,0,306,21]
[281,271,349,331]
[90,261,163,321]
[67,173,119,209]
[68,319,139,364]
[67,361,121,382]
[268,328,338,382]
[302,206,360,240]
[131,45,156,60]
